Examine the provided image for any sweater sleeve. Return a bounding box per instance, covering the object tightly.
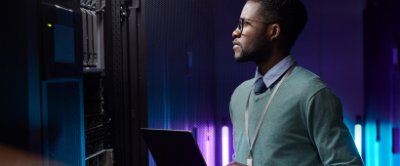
[305,88,364,166]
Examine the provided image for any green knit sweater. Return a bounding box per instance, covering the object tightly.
[230,66,364,166]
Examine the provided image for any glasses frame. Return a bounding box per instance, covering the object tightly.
[237,18,276,34]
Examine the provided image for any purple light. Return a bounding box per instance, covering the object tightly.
[196,124,215,166]
[206,137,210,165]
[222,126,229,166]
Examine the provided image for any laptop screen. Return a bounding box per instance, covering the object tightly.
[140,128,207,166]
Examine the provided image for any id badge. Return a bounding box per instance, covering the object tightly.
[246,158,252,166]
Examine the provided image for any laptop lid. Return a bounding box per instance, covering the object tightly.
[140,128,207,166]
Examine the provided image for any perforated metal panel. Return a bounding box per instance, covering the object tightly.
[145,0,216,165]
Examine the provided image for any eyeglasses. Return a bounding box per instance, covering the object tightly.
[237,18,275,34]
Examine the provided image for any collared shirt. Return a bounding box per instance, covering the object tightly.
[253,55,296,89]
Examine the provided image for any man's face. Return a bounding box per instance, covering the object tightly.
[232,1,270,62]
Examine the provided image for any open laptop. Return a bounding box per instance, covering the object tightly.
[140,128,207,166]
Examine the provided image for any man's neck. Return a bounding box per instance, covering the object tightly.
[256,51,288,75]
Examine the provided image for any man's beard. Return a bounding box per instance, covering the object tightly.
[235,37,270,63]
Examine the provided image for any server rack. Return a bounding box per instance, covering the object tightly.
[0,0,147,165]
[80,0,114,165]
[83,0,148,165]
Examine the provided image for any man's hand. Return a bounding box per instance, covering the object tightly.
[226,161,248,166]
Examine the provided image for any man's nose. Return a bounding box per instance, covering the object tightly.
[232,28,241,38]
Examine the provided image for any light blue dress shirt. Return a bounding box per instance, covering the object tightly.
[254,55,296,89]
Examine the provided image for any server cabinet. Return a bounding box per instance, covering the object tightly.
[103,0,148,165]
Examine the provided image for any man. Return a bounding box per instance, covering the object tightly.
[228,0,364,165]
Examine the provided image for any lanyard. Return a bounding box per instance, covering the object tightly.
[244,66,295,164]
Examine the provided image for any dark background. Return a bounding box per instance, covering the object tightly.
[1,0,399,165]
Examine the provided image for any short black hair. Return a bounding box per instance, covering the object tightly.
[250,0,308,49]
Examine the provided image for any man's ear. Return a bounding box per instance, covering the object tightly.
[267,23,281,41]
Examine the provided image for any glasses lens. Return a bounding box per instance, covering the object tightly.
[238,19,243,32]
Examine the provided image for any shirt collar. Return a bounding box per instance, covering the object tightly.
[254,55,296,88]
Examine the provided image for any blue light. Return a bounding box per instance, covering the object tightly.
[355,124,362,156]
[375,142,380,166]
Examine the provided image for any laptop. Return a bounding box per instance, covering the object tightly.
[140,128,207,166]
